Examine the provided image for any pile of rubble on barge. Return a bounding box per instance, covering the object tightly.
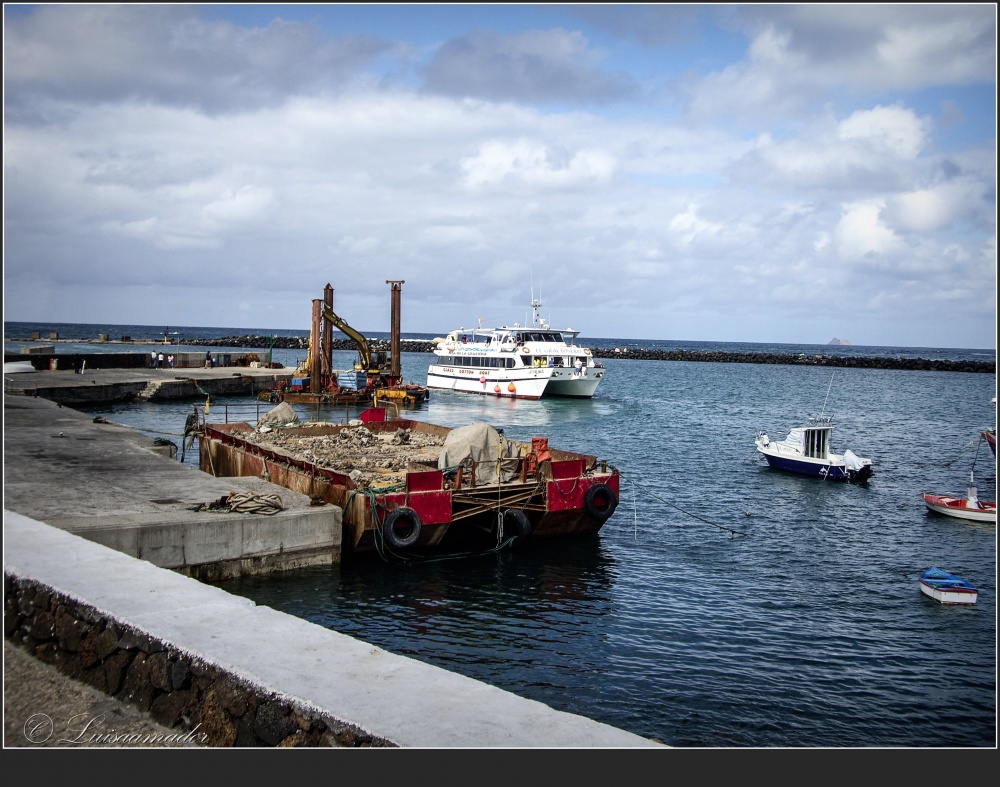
[198,404,620,559]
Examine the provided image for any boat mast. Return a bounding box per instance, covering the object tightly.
[819,372,835,419]
[530,280,549,329]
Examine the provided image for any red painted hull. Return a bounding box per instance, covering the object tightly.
[200,414,619,558]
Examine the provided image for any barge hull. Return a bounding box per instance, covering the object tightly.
[198,413,618,557]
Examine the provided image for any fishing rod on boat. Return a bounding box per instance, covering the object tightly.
[943,434,988,468]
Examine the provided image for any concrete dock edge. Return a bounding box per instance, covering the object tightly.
[4,510,661,748]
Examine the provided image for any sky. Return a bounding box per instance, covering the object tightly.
[3,4,996,349]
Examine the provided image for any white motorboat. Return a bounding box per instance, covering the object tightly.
[755,417,874,482]
[426,297,605,400]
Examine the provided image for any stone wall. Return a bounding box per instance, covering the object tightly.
[3,574,391,748]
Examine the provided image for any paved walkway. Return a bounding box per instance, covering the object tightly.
[4,641,203,748]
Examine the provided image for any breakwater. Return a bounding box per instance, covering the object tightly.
[183,336,996,374]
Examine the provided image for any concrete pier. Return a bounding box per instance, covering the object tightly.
[3,394,661,748]
[3,364,294,407]
[3,396,338,580]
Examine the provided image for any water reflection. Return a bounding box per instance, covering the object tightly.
[218,535,619,672]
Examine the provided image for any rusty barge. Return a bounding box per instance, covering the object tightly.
[198,406,620,559]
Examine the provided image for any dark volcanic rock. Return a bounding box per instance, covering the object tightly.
[173,336,994,374]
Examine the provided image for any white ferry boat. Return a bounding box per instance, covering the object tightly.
[427,299,605,399]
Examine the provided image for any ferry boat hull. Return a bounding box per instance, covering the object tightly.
[427,297,605,400]
[427,366,600,400]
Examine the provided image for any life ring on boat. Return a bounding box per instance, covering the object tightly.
[584,348,592,356]
[583,483,618,522]
[502,508,532,547]
[382,506,422,549]
[521,346,531,354]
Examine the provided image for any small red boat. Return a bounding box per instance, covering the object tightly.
[983,428,996,457]
[922,473,996,524]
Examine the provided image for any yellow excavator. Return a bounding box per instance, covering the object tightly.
[280,282,426,406]
[319,304,389,376]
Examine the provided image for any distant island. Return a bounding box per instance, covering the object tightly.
[828,338,851,345]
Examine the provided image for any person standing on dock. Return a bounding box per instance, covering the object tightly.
[167,354,174,369]
[157,351,164,369]
[151,350,158,368]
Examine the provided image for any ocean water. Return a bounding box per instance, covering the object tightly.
[4,319,996,364]
[4,322,996,747]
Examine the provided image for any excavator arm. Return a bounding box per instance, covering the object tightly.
[321,304,373,371]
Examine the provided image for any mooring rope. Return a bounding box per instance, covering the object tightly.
[226,492,284,515]
[619,472,750,537]
[186,491,283,515]
[92,416,187,437]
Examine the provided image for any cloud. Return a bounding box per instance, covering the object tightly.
[460,139,616,188]
[421,28,637,104]
[834,200,903,260]
[1,4,994,348]
[837,105,928,160]
[726,104,931,193]
[3,4,395,117]
[201,185,278,228]
[678,5,996,123]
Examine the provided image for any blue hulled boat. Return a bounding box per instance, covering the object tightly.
[755,416,873,482]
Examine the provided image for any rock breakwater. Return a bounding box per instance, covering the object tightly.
[589,347,994,374]
[183,336,994,374]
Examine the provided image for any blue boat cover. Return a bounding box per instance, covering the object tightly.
[921,567,976,590]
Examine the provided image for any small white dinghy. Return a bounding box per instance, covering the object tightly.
[919,567,978,605]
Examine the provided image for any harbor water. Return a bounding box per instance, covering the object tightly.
[4,322,997,747]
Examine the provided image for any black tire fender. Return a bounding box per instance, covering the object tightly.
[382,506,422,549]
[583,483,618,522]
[503,508,533,546]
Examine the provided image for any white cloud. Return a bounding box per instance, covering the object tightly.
[200,186,277,228]
[834,200,902,260]
[837,105,927,160]
[460,139,616,188]
[1,4,994,348]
